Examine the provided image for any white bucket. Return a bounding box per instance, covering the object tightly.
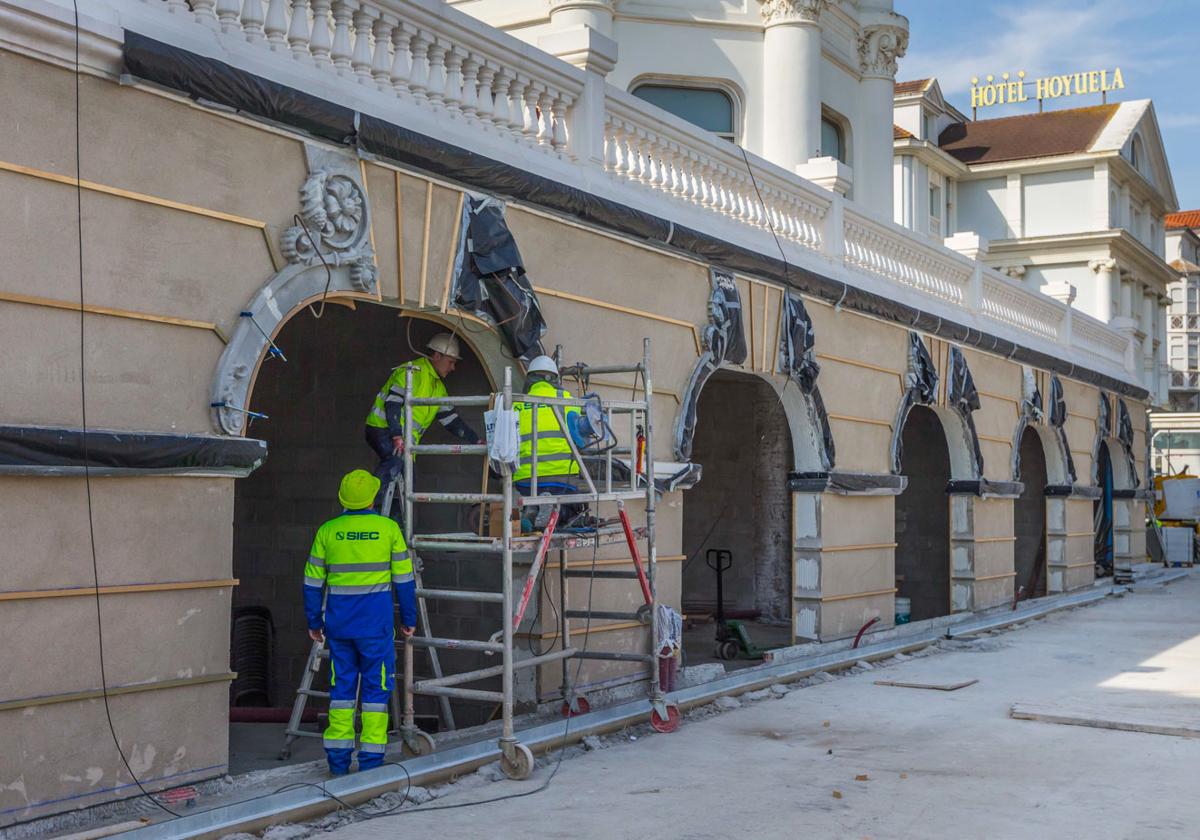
[895,596,912,625]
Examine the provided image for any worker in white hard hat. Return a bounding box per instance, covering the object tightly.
[364,332,481,514]
[513,355,591,522]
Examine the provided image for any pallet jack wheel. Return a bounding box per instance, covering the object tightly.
[500,742,535,780]
[561,696,591,717]
[278,747,291,761]
[401,729,436,758]
[717,640,740,661]
[650,705,681,733]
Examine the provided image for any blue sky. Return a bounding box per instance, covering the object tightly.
[896,0,1199,209]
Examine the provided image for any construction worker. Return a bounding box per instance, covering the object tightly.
[365,332,481,512]
[513,356,592,527]
[303,469,415,775]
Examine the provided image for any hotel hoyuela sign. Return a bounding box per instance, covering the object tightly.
[969,68,1125,113]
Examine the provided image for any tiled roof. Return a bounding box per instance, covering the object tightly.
[895,79,932,95]
[1166,211,1200,230]
[938,103,1119,165]
[894,124,914,140]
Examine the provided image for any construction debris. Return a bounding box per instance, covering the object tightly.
[874,679,979,691]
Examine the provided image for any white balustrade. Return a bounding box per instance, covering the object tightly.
[121,0,1134,377]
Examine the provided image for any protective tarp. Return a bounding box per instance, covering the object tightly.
[674,270,749,460]
[451,196,546,361]
[946,478,1023,498]
[1116,398,1139,488]
[122,32,354,144]
[122,35,1149,401]
[890,333,940,474]
[788,471,906,495]
[1048,374,1078,484]
[948,346,985,478]
[0,425,267,477]
[1098,393,1113,438]
[778,292,835,469]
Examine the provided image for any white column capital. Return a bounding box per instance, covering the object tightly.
[548,0,613,12]
[1089,257,1117,273]
[759,0,830,26]
[857,19,908,79]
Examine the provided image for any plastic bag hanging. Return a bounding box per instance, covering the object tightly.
[484,405,520,474]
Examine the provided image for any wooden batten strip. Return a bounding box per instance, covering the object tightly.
[0,578,239,602]
[977,389,1019,404]
[358,160,382,303]
[519,621,644,641]
[821,588,897,603]
[418,181,433,308]
[977,434,1012,444]
[545,554,686,571]
[1064,561,1097,569]
[532,286,702,356]
[0,290,221,334]
[0,160,266,229]
[395,170,406,302]
[586,378,681,404]
[974,536,1018,543]
[973,571,1018,581]
[815,352,904,380]
[822,542,897,553]
[827,413,893,428]
[1064,531,1096,537]
[0,672,237,713]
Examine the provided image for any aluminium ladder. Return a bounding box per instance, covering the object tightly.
[398,338,678,780]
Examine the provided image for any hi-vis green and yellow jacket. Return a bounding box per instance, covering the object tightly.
[513,380,581,483]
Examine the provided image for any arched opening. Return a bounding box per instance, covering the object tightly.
[894,405,952,622]
[681,369,793,668]
[1094,441,1115,574]
[227,303,496,771]
[1014,427,1048,599]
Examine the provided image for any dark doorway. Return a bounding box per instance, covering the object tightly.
[229,304,494,772]
[1094,441,1114,574]
[1014,428,1048,600]
[894,405,952,621]
[681,370,793,668]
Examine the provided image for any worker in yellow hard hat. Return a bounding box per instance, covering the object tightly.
[364,332,481,514]
[303,469,415,775]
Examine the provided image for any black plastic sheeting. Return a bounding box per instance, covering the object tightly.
[948,346,985,478]
[890,333,940,474]
[121,34,1150,402]
[779,292,835,469]
[451,196,546,360]
[674,270,748,461]
[788,471,905,495]
[1048,374,1078,483]
[0,425,267,476]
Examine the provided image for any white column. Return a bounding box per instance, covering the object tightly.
[548,0,614,37]
[855,16,908,219]
[1120,276,1134,318]
[1005,173,1023,239]
[761,0,830,173]
[1158,297,1170,403]
[1089,258,1117,323]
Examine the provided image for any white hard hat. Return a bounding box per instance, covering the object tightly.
[426,332,462,360]
[527,355,558,376]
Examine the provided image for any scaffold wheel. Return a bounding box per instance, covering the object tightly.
[401,729,436,758]
[561,696,591,717]
[650,704,681,734]
[500,742,535,780]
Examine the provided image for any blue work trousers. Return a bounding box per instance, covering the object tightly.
[324,635,395,774]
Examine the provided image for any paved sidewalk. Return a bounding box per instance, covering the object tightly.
[318,576,1200,840]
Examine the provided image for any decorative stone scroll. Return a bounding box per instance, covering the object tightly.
[857,23,908,79]
[758,0,829,26]
[210,145,378,435]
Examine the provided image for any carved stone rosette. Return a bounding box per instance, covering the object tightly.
[759,0,830,26]
[857,23,908,79]
[281,164,377,293]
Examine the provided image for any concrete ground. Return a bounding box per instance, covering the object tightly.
[315,574,1200,840]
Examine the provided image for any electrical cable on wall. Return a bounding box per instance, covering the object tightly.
[70,0,184,819]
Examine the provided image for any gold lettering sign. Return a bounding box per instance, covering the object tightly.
[969,68,1125,110]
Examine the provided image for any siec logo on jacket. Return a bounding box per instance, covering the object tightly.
[335,531,381,541]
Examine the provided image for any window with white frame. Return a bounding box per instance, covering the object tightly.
[820,116,846,163]
[1189,335,1199,370]
[1170,336,1184,369]
[630,83,736,142]
[1189,279,1199,314]
[929,182,942,235]
[1171,286,1185,314]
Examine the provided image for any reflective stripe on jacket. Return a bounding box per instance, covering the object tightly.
[513,381,581,482]
[365,357,447,443]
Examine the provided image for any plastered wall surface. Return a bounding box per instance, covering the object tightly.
[0,43,1154,825]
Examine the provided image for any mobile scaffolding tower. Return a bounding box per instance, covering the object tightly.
[397,338,677,779]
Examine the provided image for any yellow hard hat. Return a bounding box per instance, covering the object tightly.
[338,469,381,511]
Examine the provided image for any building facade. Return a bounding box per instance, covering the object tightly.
[1165,211,1200,411]
[0,0,1154,827]
[891,89,1179,406]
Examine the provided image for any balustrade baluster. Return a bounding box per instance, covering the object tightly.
[476,63,497,125]
[521,80,542,143]
[351,6,374,82]
[264,0,289,46]
[460,55,481,119]
[408,31,431,101]
[551,93,571,152]
[309,0,333,67]
[536,89,555,147]
[215,0,240,32]
[603,120,620,172]
[241,0,265,42]
[390,25,414,98]
[287,0,311,59]
[425,41,448,104]
[627,126,645,182]
[193,0,219,26]
[680,152,699,201]
[329,0,353,73]
[443,48,465,113]
[371,17,393,90]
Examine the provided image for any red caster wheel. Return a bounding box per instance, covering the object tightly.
[650,705,680,733]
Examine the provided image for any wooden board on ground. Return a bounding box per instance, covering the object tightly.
[1010,702,1200,738]
[874,679,979,691]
